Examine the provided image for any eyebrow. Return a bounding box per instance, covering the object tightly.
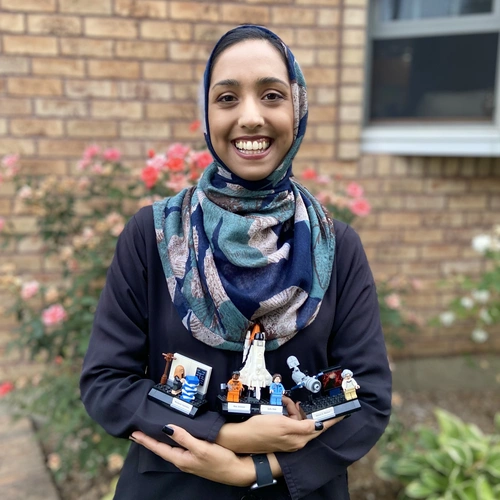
[211,76,289,90]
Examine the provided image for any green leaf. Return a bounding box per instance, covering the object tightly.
[435,409,466,439]
[420,468,448,492]
[474,475,495,500]
[406,480,435,498]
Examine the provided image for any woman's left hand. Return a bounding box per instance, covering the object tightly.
[130,426,255,487]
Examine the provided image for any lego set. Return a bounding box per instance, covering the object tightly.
[148,324,361,422]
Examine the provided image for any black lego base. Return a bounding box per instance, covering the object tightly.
[217,394,287,419]
[148,384,208,418]
[300,393,362,422]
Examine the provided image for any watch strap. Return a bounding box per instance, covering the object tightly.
[250,454,277,490]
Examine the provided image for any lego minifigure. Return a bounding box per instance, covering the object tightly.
[269,373,285,406]
[171,365,186,395]
[226,371,244,402]
[341,369,360,401]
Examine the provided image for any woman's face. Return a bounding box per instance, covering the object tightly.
[208,39,294,182]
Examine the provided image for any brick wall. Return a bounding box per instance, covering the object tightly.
[0,0,499,379]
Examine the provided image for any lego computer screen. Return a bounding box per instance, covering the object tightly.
[320,367,342,393]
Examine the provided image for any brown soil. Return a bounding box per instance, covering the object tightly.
[53,389,500,500]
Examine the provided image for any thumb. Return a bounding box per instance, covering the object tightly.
[162,424,199,450]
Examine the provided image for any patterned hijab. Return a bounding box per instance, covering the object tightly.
[153,26,335,351]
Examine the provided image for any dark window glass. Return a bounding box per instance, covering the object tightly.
[369,33,498,122]
[379,0,493,21]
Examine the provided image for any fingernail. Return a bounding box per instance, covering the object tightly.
[314,421,324,431]
[162,425,174,436]
[129,434,138,442]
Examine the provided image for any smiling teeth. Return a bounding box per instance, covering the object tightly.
[235,139,270,153]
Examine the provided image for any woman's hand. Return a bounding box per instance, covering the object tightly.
[130,426,257,487]
[215,401,344,454]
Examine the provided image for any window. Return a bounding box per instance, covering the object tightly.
[362,0,500,156]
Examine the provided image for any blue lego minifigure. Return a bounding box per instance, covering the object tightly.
[269,373,285,406]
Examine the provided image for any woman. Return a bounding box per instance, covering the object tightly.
[80,25,391,500]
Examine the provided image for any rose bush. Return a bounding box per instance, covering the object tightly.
[436,226,500,345]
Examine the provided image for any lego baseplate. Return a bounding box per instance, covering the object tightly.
[300,393,361,422]
[148,384,209,418]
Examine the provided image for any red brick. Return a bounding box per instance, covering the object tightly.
[220,4,270,23]
[115,0,168,18]
[143,62,193,81]
[0,98,31,115]
[7,77,62,96]
[448,195,487,210]
[3,36,58,56]
[424,179,467,194]
[59,0,112,15]
[120,121,171,139]
[2,0,55,12]
[60,37,114,57]
[314,124,336,141]
[342,48,365,66]
[10,119,63,137]
[383,179,425,193]
[317,49,338,65]
[0,138,35,155]
[67,120,118,138]
[88,60,140,79]
[116,40,167,60]
[146,103,196,120]
[28,14,82,35]
[65,80,118,98]
[85,17,137,38]
[423,212,464,227]
[32,58,85,77]
[91,100,143,119]
[0,119,6,135]
[169,43,212,62]
[0,57,29,75]
[296,142,335,159]
[291,49,315,66]
[296,0,339,4]
[376,246,419,262]
[0,13,25,33]
[339,124,361,140]
[338,142,360,160]
[271,7,315,25]
[140,21,192,41]
[405,195,446,210]
[35,98,87,117]
[170,2,219,21]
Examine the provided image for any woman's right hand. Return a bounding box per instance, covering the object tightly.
[215,398,343,454]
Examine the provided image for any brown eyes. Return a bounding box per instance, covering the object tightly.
[216,92,284,103]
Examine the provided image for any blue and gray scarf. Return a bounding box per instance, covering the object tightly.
[153,26,335,351]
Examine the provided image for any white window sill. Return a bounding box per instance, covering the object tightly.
[361,124,500,157]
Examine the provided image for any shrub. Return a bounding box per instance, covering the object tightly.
[376,409,500,499]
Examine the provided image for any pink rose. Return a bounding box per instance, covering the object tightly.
[146,154,166,171]
[2,154,19,169]
[349,198,371,217]
[83,145,100,159]
[345,182,364,198]
[191,151,212,170]
[167,143,190,160]
[91,162,103,174]
[103,148,121,162]
[17,185,33,200]
[189,120,201,132]
[301,168,317,181]
[166,173,190,192]
[77,158,91,171]
[141,165,159,189]
[42,304,68,326]
[0,217,5,232]
[384,293,401,310]
[21,280,40,300]
[0,381,14,397]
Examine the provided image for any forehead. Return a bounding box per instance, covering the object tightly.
[210,39,289,85]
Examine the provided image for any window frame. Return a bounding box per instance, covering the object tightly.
[361,0,500,157]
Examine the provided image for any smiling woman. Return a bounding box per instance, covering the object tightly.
[80,25,391,500]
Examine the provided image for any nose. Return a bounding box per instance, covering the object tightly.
[237,97,264,130]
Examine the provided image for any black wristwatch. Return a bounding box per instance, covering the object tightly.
[250,454,277,490]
